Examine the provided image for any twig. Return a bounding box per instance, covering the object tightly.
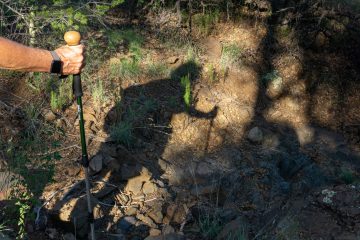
[30,144,80,157]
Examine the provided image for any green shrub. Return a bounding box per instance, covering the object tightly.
[220,43,242,69]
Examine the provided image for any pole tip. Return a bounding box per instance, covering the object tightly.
[64,31,81,46]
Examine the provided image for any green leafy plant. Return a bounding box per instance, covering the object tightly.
[262,70,283,87]
[180,75,191,111]
[15,192,31,240]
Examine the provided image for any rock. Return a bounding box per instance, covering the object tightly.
[248,127,263,143]
[46,228,58,239]
[216,217,248,240]
[56,198,89,237]
[63,233,76,240]
[89,154,103,173]
[315,32,328,49]
[148,207,164,224]
[196,161,215,177]
[118,216,137,232]
[125,168,152,195]
[43,110,56,122]
[55,119,65,128]
[136,213,157,228]
[145,233,185,240]
[162,224,175,235]
[121,163,144,180]
[278,153,310,179]
[190,183,217,196]
[83,112,97,124]
[166,56,179,64]
[143,182,157,195]
[149,228,161,236]
[125,206,138,216]
[165,204,187,224]
[101,144,118,157]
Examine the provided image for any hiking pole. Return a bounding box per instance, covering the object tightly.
[64,31,96,240]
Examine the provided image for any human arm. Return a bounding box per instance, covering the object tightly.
[0,37,85,75]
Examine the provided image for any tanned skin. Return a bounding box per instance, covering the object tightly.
[0,37,85,200]
[0,37,85,75]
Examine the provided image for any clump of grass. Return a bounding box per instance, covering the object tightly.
[110,121,134,148]
[92,80,108,107]
[205,63,217,83]
[180,75,191,111]
[107,29,144,53]
[226,229,248,240]
[49,79,73,112]
[220,43,242,69]
[110,59,142,81]
[110,97,159,148]
[262,70,282,86]
[340,168,355,184]
[193,11,220,36]
[145,61,169,79]
[199,213,223,239]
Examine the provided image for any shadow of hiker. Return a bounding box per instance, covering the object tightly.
[51,61,218,239]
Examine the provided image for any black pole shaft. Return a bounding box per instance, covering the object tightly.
[73,74,95,239]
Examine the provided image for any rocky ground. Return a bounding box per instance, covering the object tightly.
[1,0,360,239]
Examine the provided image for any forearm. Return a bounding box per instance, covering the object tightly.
[0,37,52,72]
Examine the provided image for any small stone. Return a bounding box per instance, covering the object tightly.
[166,56,179,64]
[136,213,157,228]
[125,206,138,216]
[145,233,185,240]
[315,32,328,49]
[46,228,58,239]
[162,224,175,235]
[118,216,137,232]
[43,110,56,122]
[216,217,247,240]
[89,154,103,172]
[148,208,163,224]
[143,182,157,195]
[149,228,161,236]
[121,163,143,180]
[248,127,263,143]
[166,204,187,224]
[125,168,152,195]
[63,233,76,240]
[93,204,103,219]
[55,119,65,128]
[83,112,97,124]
